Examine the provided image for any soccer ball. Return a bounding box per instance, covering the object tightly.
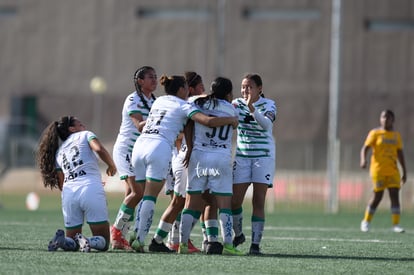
[26,192,40,211]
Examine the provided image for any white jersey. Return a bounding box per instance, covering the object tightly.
[186,98,236,194]
[113,91,155,178]
[176,95,203,158]
[139,95,200,148]
[232,97,277,158]
[55,131,101,186]
[114,91,154,153]
[193,98,237,155]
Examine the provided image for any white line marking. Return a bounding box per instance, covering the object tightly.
[264,236,400,243]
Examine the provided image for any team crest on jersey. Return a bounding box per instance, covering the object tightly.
[264,111,276,122]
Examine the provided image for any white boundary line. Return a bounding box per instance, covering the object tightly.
[264,236,400,243]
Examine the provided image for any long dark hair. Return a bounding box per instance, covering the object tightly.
[184,71,202,96]
[159,75,186,95]
[133,66,157,111]
[194,77,232,109]
[36,116,75,190]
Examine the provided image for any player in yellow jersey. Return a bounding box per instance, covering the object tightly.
[360,109,407,233]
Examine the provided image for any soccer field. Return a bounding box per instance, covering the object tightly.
[0,193,413,274]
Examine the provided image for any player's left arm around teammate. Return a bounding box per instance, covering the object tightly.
[191,112,238,129]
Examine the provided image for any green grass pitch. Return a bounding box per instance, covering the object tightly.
[0,193,413,274]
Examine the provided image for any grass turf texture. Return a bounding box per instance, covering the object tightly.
[0,193,413,274]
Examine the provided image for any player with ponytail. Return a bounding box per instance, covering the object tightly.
[110,66,158,250]
[37,116,116,252]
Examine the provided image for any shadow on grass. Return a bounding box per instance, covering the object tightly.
[1,246,413,262]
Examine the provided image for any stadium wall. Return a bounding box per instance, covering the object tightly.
[0,0,413,173]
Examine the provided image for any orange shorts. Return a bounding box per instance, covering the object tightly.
[371,174,401,192]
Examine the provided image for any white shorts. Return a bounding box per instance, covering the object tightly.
[132,137,172,182]
[233,157,275,187]
[171,152,187,197]
[187,150,233,195]
[113,142,134,180]
[61,183,109,229]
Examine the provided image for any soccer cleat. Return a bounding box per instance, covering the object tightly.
[248,244,263,255]
[187,239,200,253]
[75,233,91,252]
[111,226,133,251]
[148,238,175,253]
[233,233,246,247]
[48,229,65,251]
[178,243,188,254]
[392,225,405,233]
[168,242,179,252]
[222,243,244,256]
[131,239,145,253]
[360,220,370,232]
[206,241,223,255]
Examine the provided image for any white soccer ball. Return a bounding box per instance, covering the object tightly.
[26,192,40,211]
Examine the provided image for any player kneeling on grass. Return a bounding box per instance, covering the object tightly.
[37,116,117,252]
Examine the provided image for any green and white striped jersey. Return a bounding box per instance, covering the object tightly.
[232,97,277,158]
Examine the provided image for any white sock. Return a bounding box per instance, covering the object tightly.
[219,209,233,245]
[121,221,132,237]
[154,221,173,243]
[136,199,155,244]
[132,200,144,234]
[251,220,264,244]
[170,219,180,244]
[200,221,208,242]
[114,204,134,237]
[232,212,243,237]
[205,219,219,242]
[179,213,194,244]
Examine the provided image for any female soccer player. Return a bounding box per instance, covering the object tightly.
[178,77,243,256]
[360,109,407,233]
[151,71,205,253]
[231,73,277,255]
[130,74,237,252]
[111,66,157,250]
[37,116,116,252]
